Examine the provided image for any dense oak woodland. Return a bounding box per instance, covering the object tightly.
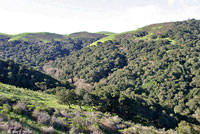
[0,19,200,133]
[50,19,200,129]
[51,44,128,82]
[0,59,70,90]
[0,32,106,69]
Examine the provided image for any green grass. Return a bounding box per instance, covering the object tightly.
[96,31,117,36]
[0,82,93,111]
[0,83,67,133]
[8,32,65,43]
[8,34,29,42]
[0,83,67,109]
[0,33,11,36]
[89,27,147,46]
[90,34,116,46]
[0,82,96,133]
[89,29,141,46]
[90,23,177,47]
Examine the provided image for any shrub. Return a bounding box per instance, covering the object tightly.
[13,106,22,114]
[32,110,51,125]
[13,102,28,114]
[151,35,157,39]
[8,120,32,134]
[0,122,9,131]
[51,116,69,131]
[2,104,11,113]
[176,121,200,134]
[41,126,54,134]
[60,110,72,118]
[0,96,10,105]
[27,104,35,112]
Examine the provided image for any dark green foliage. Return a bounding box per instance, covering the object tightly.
[94,19,200,128]
[0,59,66,90]
[56,88,93,109]
[176,121,200,134]
[1,19,200,132]
[0,32,106,69]
[56,88,77,108]
[53,19,200,129]
[2,83,170,134]
[52,42,127,82]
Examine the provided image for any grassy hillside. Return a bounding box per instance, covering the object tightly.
[8,32,65,43]
[0,82,180,134]
[90,22,175,46]
[0,33,11,36]
[90,34,116,46]
[96,31,117,36]
[0,82,90,134]
[7,32,106,43]
[67,31,106,39]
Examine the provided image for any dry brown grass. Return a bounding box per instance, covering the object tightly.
[41,126,54,134]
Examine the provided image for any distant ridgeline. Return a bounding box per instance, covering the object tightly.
[0,32,106,69]
[0,19,200,132]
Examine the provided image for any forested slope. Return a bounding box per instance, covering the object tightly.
[0,59,68,90]
[49,19,200,129]
[0,19,200,133]
[0,32,106,69]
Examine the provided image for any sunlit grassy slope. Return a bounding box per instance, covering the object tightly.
[0,82,95,111]
[8,32,65,43]
[0,82,177,134]
[90,22,176,46]
[90,34,116,46]
[96,31,117,36]
[6,31,108,44]
[0,82,67,109]
[0,82,93,133]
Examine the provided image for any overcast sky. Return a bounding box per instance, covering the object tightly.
[0,0,200,34]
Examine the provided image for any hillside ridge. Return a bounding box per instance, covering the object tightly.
[0,19,200,134]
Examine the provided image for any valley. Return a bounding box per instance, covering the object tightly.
[0,19,200,134]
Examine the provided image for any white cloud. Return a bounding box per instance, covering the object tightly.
[102,5,168,32]
[168,0,175,5]
[0,0,200,34]
[179,4,200,19]
[0,8,76,34]
[168,0,199,5]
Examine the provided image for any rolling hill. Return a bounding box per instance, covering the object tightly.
[0,19,200,134]
[0,32,106,69]
[0,82,181,134]
[8,32,65,43]
[46,19,200,129]
[96,31,117,36]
